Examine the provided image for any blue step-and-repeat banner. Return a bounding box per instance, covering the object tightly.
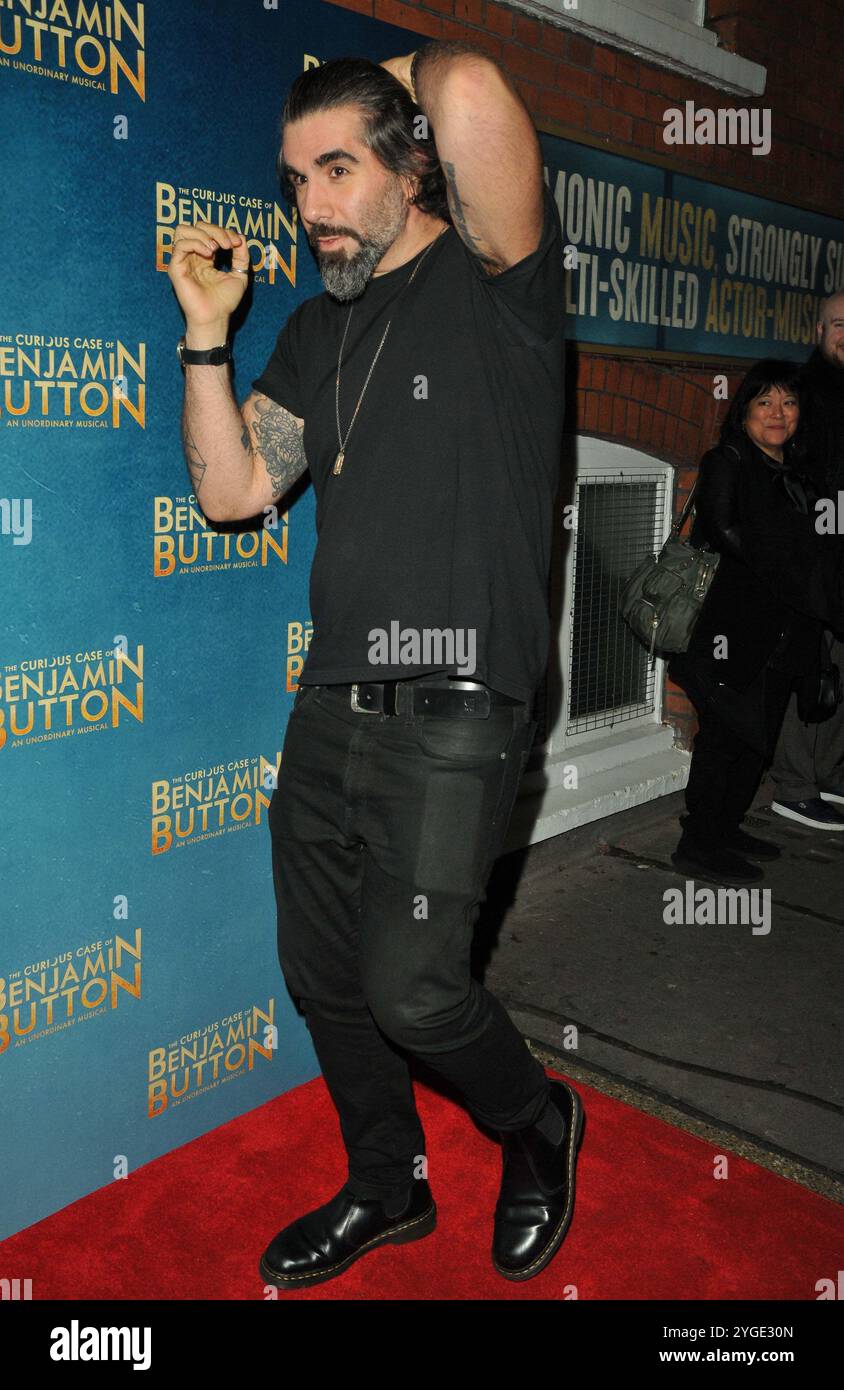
[0,0,420,1244]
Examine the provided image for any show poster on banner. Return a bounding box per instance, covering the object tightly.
[2,0,842,1248]
[540,134,844,357]
[0,0,429,1244]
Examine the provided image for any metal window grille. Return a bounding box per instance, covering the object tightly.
[566,473,668,735]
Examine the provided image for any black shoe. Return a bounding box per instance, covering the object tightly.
[671,836,763,884]
[724,827,781,861]
[492,1078,584,1282]
[259,1180,436,1289]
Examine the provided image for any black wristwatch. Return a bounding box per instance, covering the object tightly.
[177,335,232,368]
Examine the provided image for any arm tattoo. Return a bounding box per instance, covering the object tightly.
[249,397,308,498]
[441,159,504,272]
[182,422,208,495]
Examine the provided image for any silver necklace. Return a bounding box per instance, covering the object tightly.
[333,227,446,476]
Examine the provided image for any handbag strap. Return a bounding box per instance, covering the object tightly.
[667,478,698,539]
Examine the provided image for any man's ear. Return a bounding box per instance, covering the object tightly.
[400,173,420,205]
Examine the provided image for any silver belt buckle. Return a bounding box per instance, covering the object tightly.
[350,683,379,714]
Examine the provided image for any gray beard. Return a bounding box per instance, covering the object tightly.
[317,235,395,302]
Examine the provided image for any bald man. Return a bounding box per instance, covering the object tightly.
[770,291,844,829]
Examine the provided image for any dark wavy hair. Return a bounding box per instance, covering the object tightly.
[275,57,451,223]
[720,357,808,465]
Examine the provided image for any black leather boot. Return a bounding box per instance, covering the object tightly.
[681,814,781,864]
[724,826,781,861]
[492,1078,584,1281]
[259,1179,436,1290]
[670,832,763,884]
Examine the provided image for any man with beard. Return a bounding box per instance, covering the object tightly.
[770,291,844,830]
[167,44,578,1289]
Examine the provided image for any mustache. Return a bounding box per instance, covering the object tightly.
[313,229,358,241]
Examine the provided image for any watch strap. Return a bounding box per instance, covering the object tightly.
[178,335,231,366]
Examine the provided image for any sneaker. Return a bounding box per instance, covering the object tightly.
[770,798,844,830]
[819,787,844,807]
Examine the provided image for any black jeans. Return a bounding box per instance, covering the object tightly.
[267,679,548,1201]
[682,665,795,843]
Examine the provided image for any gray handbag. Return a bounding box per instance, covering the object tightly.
[619,481,721,665]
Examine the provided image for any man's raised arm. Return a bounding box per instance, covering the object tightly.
[167,219,308,523]
[394,40,545,274]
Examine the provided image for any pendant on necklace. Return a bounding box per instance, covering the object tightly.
[333,450,345,475]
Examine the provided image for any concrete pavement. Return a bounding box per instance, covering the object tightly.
[476,776,844,1202]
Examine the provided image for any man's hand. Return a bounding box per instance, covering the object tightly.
[167,221,250,332]
[379,53,417,102]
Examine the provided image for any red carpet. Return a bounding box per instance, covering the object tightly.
[1,1068,840,1299]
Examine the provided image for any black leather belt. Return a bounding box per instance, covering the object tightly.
[328,678,522,718]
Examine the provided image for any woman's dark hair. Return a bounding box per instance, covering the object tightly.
[720,357,808,464]
[276,57,451,222]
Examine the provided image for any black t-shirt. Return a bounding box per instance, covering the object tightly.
[251,181,565,703]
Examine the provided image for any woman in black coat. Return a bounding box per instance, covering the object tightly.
[669,358,844,884]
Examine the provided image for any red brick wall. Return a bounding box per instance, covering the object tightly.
[326,0,843,749]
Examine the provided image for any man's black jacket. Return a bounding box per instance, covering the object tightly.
[801,347,844,494]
